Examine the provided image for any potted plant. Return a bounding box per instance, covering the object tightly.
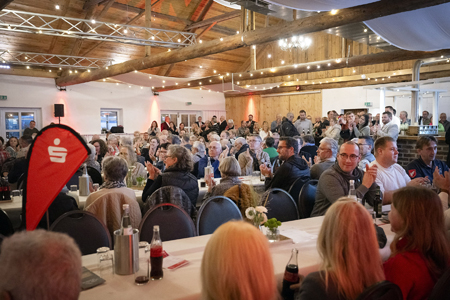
[264,218,281,242]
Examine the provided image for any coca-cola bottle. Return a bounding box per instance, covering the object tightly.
[281,248,299,300]
[150,225,163,280]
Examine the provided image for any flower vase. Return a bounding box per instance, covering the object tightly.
[266,227,280,242]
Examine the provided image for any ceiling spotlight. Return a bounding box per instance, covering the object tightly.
[151,86,154,89]
[393,72,396,75]
[103,79,106,82]
[69,70,72,73]
[330,9,338,15]
[375,79,378,81]
[236,31,240,34]
[199,40,203,44]
[106,66,109,69]
[49,70,52,72]
[151,36,155,40]
[213,70,216,73]
[239,74,242,77]
[317,65,320,69]
[59,67,62,70]
[149,76,152,79]
[364,28,368,32]
[177,39,181,42]
[199,65,203,68]
[116,83,119,85]
[281,60,285,64]
[24,56,28,59]
[237,81,240,85]
[26,66,29,69]
[335,59,341,63]
[129,85,131,88]
[267,54,271,58]
[252,45,256,49]
[134,70,137,73]
[91,20,96,24]
[382,78,384,80]
[250,73,253,77]
[188,83,190,86]
[168,49,171,52]
[305,81,307,83]
[226,73,230,76]
[361,74,366,79]
[261,72,263,74]
[270,68,275,72]
[327,63,331,66]
[199,82,202,85]
[55,4,60,9]
[353,69,356,73]
[175,83,178,85]
[307,66,310,69]
[162,80,165,83]
[388,76,391,78]
[209,80,212,82]
[75,70,77,73]
[376,36,380,40]
[220,38,223,41]
[38,30,42,34]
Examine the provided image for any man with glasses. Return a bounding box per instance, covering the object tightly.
[357,136,375,170]
[238,134,271,176]
[193,141,223,179]
[260,137,309,192]
[310,137,338,179]
[311,141,378,217]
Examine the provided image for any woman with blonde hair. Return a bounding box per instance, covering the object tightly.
[201,221,277,300]
[259,121,272,140]
[384,187,450,300]
[298,198,384,299]
[322,117,341,142]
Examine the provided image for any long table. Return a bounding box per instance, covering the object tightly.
[0,176,265,229]
[80,216,395,300]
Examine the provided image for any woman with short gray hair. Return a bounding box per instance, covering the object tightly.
[204,156,242,200]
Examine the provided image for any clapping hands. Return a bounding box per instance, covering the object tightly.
[145,161,161,180]
[362,163,378,188]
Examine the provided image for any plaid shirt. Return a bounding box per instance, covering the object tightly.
[0,149,10,167]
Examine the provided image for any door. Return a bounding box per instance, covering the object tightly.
[161,111,201,132]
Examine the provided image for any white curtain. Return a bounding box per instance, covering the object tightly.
[364,3,450,51]
[261,0,377,11]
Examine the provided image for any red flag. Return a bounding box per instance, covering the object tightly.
[25,124,90,230]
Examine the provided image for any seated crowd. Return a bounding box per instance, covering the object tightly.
[1,108,450,300]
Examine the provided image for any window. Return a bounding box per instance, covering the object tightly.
[101,109,122,132]
[160,111,201,132]
[0,108,40,139]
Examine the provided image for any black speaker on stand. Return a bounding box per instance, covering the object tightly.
[54,104,64,124]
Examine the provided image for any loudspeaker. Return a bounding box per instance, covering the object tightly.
[54,104,64,117]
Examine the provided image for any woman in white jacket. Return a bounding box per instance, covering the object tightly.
[322,117,341,142]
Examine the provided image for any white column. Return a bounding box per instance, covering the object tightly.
[433,92,439,125]
[379,88,385,115]
[393,96,397,112]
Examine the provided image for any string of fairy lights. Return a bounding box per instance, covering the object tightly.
[1,6,449,93]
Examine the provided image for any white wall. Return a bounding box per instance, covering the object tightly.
[322,81,450,119]
[0,75,225,134]
[322,86,382,116]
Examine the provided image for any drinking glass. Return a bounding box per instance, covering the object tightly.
[97,247,113,276]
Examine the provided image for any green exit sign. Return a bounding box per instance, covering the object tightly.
[364,102,372,107]
[0,95,7,100]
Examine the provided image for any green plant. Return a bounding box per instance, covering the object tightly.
[264,218,281,229]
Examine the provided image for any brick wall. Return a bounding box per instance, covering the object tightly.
[397,138,449,168]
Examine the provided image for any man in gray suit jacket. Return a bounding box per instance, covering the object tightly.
[372,111,399,141]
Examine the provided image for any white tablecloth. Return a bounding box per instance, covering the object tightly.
[80,216,395,300]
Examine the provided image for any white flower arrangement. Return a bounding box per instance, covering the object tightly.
[245,206,268,226]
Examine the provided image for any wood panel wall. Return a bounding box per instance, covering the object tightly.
[225,92,322,125]
[240,31,417,86]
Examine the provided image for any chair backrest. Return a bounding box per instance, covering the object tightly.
[262,188,299,222]
[50,211,111,255]
[356,281,403,300]
[17,173,25,190]
[288,176,310,205]
[197,196,242,235]
[0,209,14,237]
[139,203,196,242]
[298,180,318,219]
[144,186,195,218]
[0,233,4,249]
[87,166,103,185]
[429,268,450,300]
[269,155,279,165]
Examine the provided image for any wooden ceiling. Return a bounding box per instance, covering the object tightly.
[1,0,286,78]
[1,0,449,88]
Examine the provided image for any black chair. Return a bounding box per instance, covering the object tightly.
[87,166,103,185]
[356,281,402,300]
[0,209,14,237]
[298,180,318,219]
[429,268,450,300]
[197,196,242,235]
[288,176,310,205]
[0,233,4,249]
[50,211,111,255]
[261,188,299,222]
[17,173,25,190]
[144,186,196,218]
[139,203,196,242]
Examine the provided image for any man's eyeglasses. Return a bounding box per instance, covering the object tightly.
[277,146,289,150]
[339,153,359,161]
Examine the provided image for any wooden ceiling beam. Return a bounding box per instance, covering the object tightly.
[154,49,450,92]
[185,11,241,30]
[56,0,450,86]
[0,68,57,78]
[225,69,450,97]
[111,2,192,25]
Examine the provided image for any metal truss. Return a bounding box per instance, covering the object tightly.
[0,49,114,69]
[0,10,197,48]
